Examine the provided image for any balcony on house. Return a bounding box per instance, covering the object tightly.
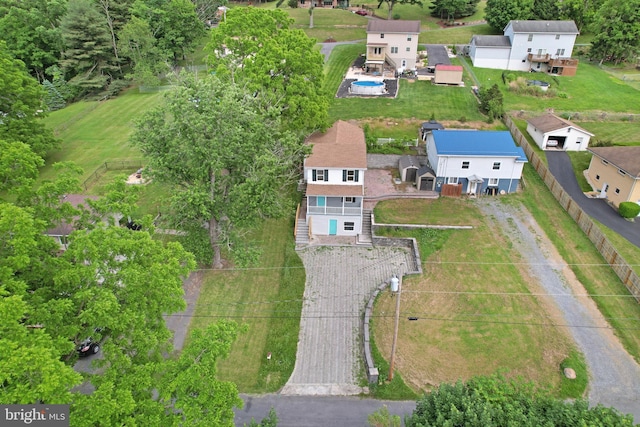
[528,53,551,63]
[366,43,387,62]
[307,196,362,216]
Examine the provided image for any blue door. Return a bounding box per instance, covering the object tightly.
[329,219,337,235]
[317,196,326,207]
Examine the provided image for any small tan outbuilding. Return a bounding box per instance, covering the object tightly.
[434,65,463,85]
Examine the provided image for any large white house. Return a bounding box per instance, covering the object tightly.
[469,20,579,75]
[303,121,367,237]
[422,130,528,195]
[526,113,594,151]
[365,20,420,73]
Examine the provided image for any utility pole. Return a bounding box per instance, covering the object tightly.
[388,274,402,381]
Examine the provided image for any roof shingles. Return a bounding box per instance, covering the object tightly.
[304,120,367,169]
[589,147,640,178]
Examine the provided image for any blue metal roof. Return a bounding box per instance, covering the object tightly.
[432,130,528,162]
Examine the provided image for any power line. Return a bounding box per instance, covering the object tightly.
[162,312,640,331]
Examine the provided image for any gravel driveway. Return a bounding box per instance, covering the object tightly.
[476,198,640,420]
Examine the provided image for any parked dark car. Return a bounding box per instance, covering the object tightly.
[355,9,368,16]
[76,328,107,357]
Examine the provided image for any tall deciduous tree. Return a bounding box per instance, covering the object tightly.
[118,16,169,86]
[60,0,119,94]
[430,0,480,22]
[94,0,134,70]
[532,0,560,20]
[207,8,328,136]
[558,0,604,32]
[589,0,640,65]
[0,43,59,156]
[485,0,533,32]
[131,74,307,267]
[0,0,65,82]
[0,140,45,194]
[377,0,423,19]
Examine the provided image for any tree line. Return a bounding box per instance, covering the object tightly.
[0,0,227,107]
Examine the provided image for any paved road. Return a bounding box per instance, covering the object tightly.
[477,198,640,421]
[281,246,415,395]
[547,151,640,248]
[235,395,415,426]
[320,41,362,62]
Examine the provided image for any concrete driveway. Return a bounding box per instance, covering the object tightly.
[546,151,640,248]
[281,246,415,395]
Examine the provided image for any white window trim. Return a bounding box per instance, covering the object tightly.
[488,178,499,186]
[447,177,459,184]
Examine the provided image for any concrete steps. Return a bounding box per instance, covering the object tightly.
[296,218,309,246]
[357,209,373,245]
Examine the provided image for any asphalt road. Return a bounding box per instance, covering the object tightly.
[234,395,416,427]
[546,151,640,248]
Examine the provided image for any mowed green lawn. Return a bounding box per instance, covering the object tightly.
[326,45,484,122]
[188,218,305,392]
[41,89,164,182]
[373,198,577,395]
[467,60,640,114]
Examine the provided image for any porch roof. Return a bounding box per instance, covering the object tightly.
[306,184,364,196]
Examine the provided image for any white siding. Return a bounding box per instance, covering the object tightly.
[309,215,362,236]
[526,123,546,149]
[304,167,365,185]
[439,156,524,181]
[470,46,510,69]
[366,32,419,70]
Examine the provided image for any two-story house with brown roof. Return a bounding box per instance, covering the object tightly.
[365,20,421,74]
[302,121,367,238]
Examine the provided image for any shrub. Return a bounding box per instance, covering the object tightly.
[590,138,613,147]
[287,0,298,7]
[618,202,640,219]
[393,13,400,19]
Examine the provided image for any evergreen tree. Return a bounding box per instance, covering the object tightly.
[42,80,66,111]
[60,0,119,94]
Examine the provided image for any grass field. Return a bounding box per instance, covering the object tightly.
[41,89,164,182]
[188,218,305,392]
[466,60,640,114]
[372,198,578,397]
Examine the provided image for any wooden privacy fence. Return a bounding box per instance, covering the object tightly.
[83,159,145,190]
[505,116,640,303]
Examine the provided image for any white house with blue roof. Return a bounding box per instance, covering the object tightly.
[423,130,528,195]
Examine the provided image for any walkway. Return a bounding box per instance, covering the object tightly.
[281,246,414,395]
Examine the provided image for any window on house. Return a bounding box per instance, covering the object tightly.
[407,36,412,41]
[344,197,355,203]
[596,174,600,181]
[344,222,355,231]
[391,47,398,54]
[602,159,609,165]
[447,177,459,184]
[462,161,470,169]
[406,47,410,52]
[493,162,501,170]
[488,178,499,186]
[528,34,533,41]
[615,188,620,194]
[380,33,384,38]
[555,34,560,40]
[618,169,626,176]
[556,48,565,56]
[373,47,382,55]
[312,169,328,182]
[343,170,359,182]
[527,48,532,53]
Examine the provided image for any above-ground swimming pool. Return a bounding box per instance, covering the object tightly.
[351,80,386,95]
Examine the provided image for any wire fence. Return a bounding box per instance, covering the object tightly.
[82,159,145,191]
